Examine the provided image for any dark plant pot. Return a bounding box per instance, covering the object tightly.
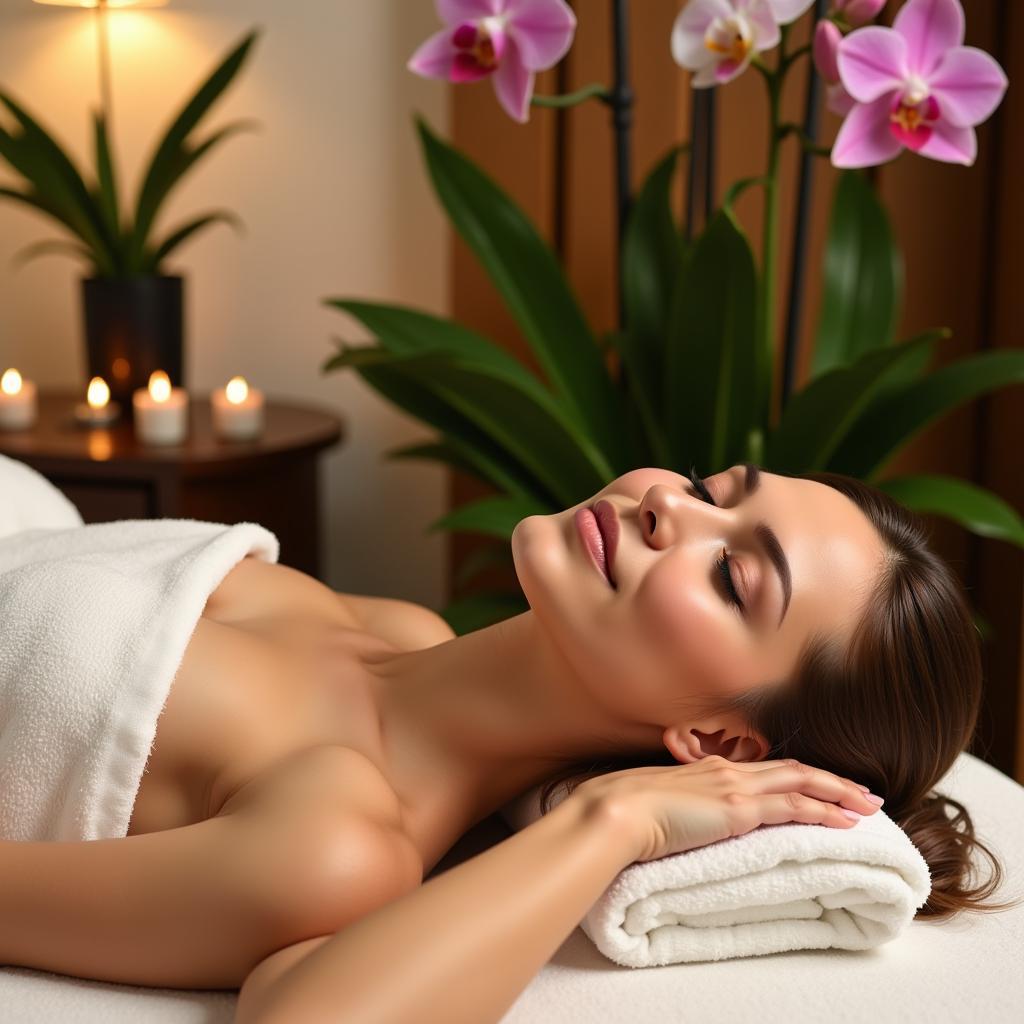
[81,275,185,413]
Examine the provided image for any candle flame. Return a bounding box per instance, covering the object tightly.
[226,376,249,404]
[87,376,110,409]
[1,368,23,395]
[149,370,171,403]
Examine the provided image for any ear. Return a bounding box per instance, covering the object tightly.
[662,722,771,764]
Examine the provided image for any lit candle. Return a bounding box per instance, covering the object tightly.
[211,375,264,441]
[0,368,38,430]
[74,376,121,426]
[133,370,188,446]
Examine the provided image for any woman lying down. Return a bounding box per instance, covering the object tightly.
[0,463,1014,1023]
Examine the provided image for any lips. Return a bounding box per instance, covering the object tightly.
[592,500,619,587]
[574,507,613,587]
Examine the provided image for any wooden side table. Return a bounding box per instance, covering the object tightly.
[0,390,345,581]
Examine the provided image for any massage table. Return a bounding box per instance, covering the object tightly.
[2,455,1022,1022]
[1,749,1021,1022]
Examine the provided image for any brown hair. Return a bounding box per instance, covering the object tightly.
[538,468,1023,922]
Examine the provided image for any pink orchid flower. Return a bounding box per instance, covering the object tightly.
[813,19,858,117]
[832,0,1008,167]
[407,0,577,123]
[671,0,815,87]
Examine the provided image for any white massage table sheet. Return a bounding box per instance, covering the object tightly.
[1,750,1021,1022]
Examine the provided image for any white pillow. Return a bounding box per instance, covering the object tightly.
[0,453,84,539]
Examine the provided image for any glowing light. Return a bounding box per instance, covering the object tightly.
[225,376,249,404]
[87,376,110,409]
[1,369,24,395]
[148,369,171,402]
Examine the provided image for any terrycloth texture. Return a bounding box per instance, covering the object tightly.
[0,452,84,537]
[0,515,280,842]
[499,775,932,967]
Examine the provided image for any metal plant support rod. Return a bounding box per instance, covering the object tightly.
[704,88,716,222]
[781,0,829,410]
[610,0,634,330]
[684,87,706,243]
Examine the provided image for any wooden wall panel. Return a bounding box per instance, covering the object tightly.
[449,1,1023,776]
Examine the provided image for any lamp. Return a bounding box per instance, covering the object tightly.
[32,0,169,132]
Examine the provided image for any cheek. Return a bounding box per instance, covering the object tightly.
[634,558,747,694]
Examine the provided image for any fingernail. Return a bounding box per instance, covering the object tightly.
[855,784,871,793]
[841,808,863,821]
[864,793,884,806]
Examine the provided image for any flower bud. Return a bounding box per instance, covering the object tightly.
[813,20,842,85]
[837,0,886,28]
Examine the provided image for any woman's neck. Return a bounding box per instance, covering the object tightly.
[359,610,664,867]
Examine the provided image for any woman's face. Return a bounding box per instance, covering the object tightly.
[511,465,885,729]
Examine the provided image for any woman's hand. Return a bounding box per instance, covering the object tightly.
[573,755,883,864]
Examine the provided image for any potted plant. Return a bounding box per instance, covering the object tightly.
[0,28,260,410]
[320,0,1022,635]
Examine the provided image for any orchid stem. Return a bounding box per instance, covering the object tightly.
[531,82,611,108]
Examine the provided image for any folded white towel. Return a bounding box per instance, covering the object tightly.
[499,776,932,967]
[0,458,280,842]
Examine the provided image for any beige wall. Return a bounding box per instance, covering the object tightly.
[0,0,450,609]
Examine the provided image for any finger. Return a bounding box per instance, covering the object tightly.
[729,791,863,834]
[742,763,882,814]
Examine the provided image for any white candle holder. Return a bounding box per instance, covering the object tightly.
[133,370,188,446]
[73,376,121,427]
[0,369,37,430]
[211,376,265,441]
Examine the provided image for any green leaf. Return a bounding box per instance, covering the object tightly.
[618,145,686,466]
[831,347,1024,479]
[326,300,551,402]
[384,439,477,477]
[722,175,769,218]
[811,169,904,379]
[321,344,559,505]
[10,237,94,270]
[452,542,515,590]
[665,208,759,474]
[144,209,244,270]
[383,437,533,499]
[440,591,529,635]
[0,109,114,271]
[93,110,120,249]
[622,144,685,363]
[414,116,629,471]
[876,473,1024,549]
[132,30,259,262]
[428,493,547,538]
[768,330,944,473]
[324,344,612,506]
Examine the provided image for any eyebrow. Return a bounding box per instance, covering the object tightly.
[740,462,792,630]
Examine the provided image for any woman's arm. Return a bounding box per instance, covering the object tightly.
[238,793,638,1024]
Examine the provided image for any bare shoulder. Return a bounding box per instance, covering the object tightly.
[337,592,456,651]
[222,744,424,931]
[203,554,455,652]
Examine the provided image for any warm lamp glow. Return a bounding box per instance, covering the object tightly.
[225,376,249,404]
[87,376,111,409]
[1,369,23,395]
[33,1,169,9]
[148,369,171,402]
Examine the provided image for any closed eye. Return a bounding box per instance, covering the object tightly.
[687,465,744,613]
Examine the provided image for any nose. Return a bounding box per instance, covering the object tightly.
[639,481,723,550]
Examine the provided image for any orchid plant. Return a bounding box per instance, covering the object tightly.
[323,0,1023,636]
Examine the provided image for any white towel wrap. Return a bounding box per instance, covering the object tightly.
[0,475,280,842]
